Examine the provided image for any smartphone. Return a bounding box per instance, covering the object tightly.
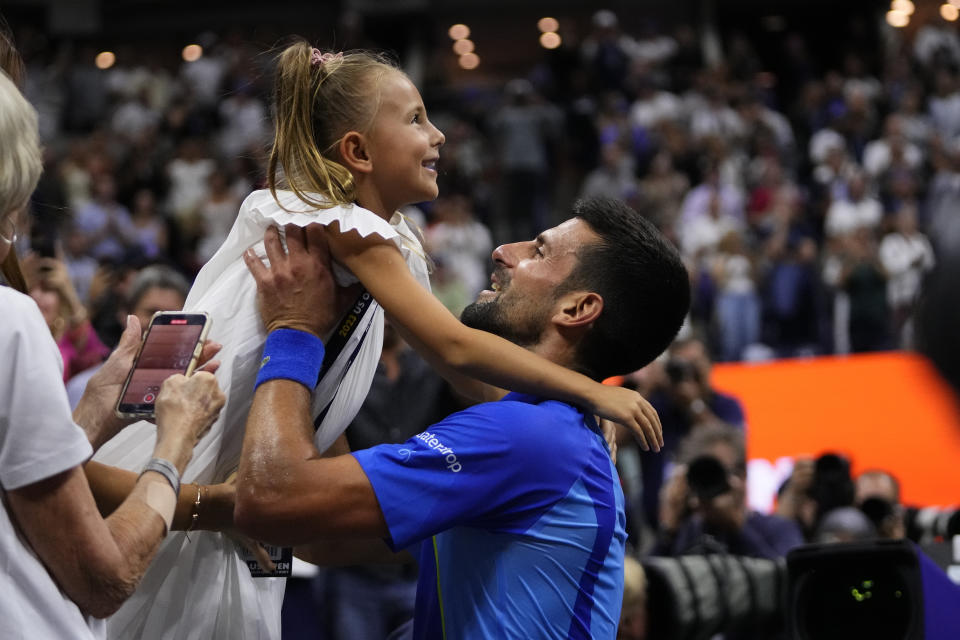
[115,312,212,418]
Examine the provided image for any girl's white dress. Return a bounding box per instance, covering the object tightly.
[94,189,431,640]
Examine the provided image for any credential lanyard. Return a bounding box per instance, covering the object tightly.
[312,288,375,432]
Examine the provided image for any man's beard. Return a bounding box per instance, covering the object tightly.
[460,293,547,348]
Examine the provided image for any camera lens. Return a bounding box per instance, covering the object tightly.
[686,455,732,500]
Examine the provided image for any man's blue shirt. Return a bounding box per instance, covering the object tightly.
[352,392,627,639]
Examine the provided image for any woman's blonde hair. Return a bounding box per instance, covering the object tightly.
[268,41,399,210]
[0,69,41,222]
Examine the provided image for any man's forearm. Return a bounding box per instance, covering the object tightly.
[237,379,316,499]
[234,379,389,546]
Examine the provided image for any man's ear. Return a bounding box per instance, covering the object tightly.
[337,131,373,174]
[554,291,603,328]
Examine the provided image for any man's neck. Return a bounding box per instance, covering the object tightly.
[526,331,582,379]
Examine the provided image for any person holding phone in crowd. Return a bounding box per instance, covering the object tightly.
[0,68,228,638]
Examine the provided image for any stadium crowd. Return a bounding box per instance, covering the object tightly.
[5,5,960,639]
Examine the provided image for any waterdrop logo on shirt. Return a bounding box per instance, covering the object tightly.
[416,431,462,472]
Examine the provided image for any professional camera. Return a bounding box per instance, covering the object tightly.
[665,358,700,385]
[643,553,785,640]
[903,505,960,544]
[686,455,731,501]
[808,453,855,518]
[786,539,960,640]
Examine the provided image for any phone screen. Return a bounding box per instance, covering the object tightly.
[117,314,208,415]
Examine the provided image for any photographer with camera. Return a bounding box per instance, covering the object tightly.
[776,452,859,541]
[638,337,746,529]
[654,424,803,560]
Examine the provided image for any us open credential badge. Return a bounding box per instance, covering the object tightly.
[239,544,293,578]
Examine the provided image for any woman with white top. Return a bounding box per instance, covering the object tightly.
[0,68,226,638]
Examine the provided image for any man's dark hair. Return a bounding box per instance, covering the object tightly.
[565,197,689,379]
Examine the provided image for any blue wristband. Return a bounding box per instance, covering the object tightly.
[255,328,326,390]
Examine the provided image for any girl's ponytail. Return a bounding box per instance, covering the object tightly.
[268,40,396,211]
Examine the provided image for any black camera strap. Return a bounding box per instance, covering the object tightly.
[312,288,376,432]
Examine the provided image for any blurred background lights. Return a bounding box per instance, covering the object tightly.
[950,0,960,7]
[537,17,559,33]
[891,0,915,14]
[458,52,479,70]
[182,44,203,62]
[448,24,470,40]
[452,39,475,55]
[539,32,562,49]
[94,51,115,69]
[886,9,910,27]
[942,3,959,20]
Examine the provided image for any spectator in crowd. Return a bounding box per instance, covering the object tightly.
[824,171,882,240]
[637,150,689,235]
[879,205,935,347]
[679,161,746,233]
[654,424,803,559]
[72,173,138,262]
[838,229,890,353]
[579,140,641,205]
[928,67,960,142]
[25,255,110,382]
[862,114,923,181]
[761,218,820,357]
[855,468,906,540]
[165,137,215,249]
[712,230,761,362]
[489,78,562,243]
[423,192,493,314]
[196,167,241,262]
[66,263,190,407]
[580,9,641,93]
[628,74,682,131]
[128,187,168,260]
[776,453,856,540]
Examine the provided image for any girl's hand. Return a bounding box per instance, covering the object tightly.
[599,418,618,464]
[589,384,662,452]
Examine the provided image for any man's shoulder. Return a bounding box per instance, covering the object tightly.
[436,395,601,463]
[453,394,586,436]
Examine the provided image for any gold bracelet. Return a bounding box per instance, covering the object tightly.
[186,485,201,533]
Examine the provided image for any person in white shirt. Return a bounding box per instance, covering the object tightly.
[824,171,883,239]
[879,206,935,346]
[0,68,226,639]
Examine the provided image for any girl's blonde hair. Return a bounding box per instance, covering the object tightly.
[268,41,399,210]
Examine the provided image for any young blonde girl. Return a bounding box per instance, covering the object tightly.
[91,41,661,640]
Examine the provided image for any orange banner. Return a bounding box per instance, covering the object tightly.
[712,352,960,508]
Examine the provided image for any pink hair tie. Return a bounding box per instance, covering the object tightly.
[311,49,343,67]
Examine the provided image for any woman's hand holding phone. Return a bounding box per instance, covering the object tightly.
[152,372,226,472]
[73,315,223,451]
